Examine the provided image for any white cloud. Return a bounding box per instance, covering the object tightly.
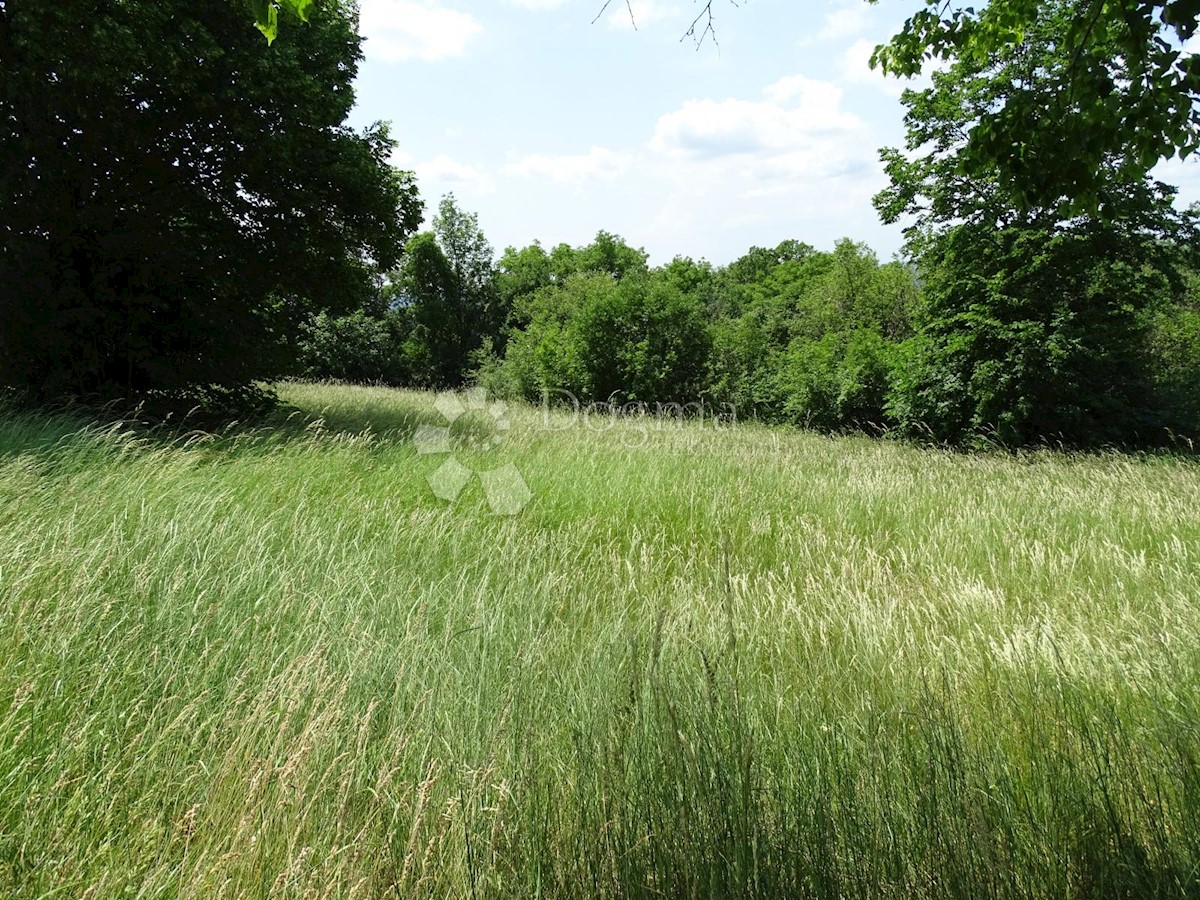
[391,150,495,195]
[423,154,488,184]
[359,0,482,62]
[633,72,888,257]
[650,75,866,169]
[505,147,633,183]
[506,0,570,8]
[799,0,871,45]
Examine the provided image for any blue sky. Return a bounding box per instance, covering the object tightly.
[347,0,1200,266]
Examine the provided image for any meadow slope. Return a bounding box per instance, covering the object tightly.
[1,382,1199,898]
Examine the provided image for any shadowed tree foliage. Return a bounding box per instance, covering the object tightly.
[0,0,421,412]
[877,1,1200,446]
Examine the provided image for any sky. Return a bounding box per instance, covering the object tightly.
[346,0,1200,267]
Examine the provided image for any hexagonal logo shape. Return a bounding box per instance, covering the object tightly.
[414,389,529,516]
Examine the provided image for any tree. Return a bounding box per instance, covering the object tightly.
[497,242,555,319]
[1,0,421,411]
[871,0,1200,211]
[434,194,501,332]
[297,309,408,385]
[706,239,916,430]
[876,1,1199,446]
[392,195,500,387]
[496,233,650,343]
[575,230,650,281]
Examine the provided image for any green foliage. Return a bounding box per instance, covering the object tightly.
[493,233,918,432]
[777,330,903,431]
[891,222,1186,446]
[497,242,555,324]
[571,274,711,402]
[704,241,833,417]
[249,0,313,43]
[390,195,501,388]
[504,273,618,399]
[707,312,778,414]
[871,0,1200,212]
[705,240,917,429]
[502,267,711,404]
[877,1,1200,447]
[1148,272,1200,436]
[574,229,651,280]
[296,309,410,385]
[1,0,421,412]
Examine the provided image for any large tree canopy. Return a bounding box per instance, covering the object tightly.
[871,0,1200,211]
[0,0,422,408]
[876,0,1200,446]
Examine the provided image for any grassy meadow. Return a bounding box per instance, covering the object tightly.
[2,381,1199,898]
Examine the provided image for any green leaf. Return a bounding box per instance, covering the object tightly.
[287,0,315,22]
[251,0,279,43]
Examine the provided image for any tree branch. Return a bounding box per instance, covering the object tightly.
[592,0,636,29]
[592,0,733,47]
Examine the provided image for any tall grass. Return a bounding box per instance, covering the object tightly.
[1,381,1198,898]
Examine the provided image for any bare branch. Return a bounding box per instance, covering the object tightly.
[682,0,738,48]
[592,0,637,29]
[592,0,736,47]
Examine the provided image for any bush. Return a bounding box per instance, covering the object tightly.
[707,313,780,418]
[571,275,712,403]
[296,311,409,385]
[707,240,917,428]
[893,223,1179,447]
[500,272,711,405]
[775,330,902,432]
[1148,292,1200,440]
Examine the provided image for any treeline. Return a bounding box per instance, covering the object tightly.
[296,194,1200,448]
[6,0,1199,448]
[294,0,1200,450]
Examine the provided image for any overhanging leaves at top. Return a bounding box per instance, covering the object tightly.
[250,0,313,43]
[870,0,1200,212]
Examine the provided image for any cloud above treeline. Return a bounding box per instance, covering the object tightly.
[359,0,482,62]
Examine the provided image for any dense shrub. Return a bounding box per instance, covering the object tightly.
[290,220,1200,448]
[705,240,916,430]
[502,272,711,404]
[1148,277,1200,440]
[707,312,780,417]
[890,222,1188,447]
[571,275,711,403]
[776,330,903,431]
[297,310,409,385]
